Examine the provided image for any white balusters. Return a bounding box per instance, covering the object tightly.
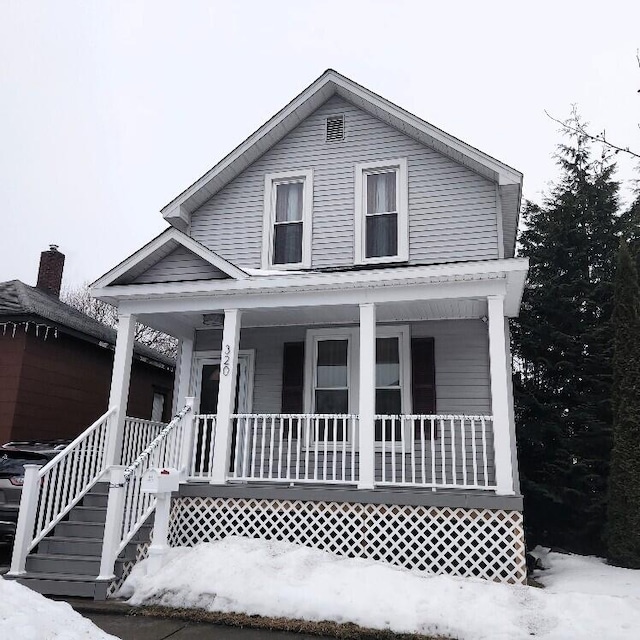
[189,415,217,478]
[228,414,358,484]
[376,415,495,489]
[186,412,494,491]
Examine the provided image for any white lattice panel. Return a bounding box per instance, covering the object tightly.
[107,540,150,598]
[168,497,526,584]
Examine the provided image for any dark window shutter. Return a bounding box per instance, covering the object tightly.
[282,342,305,413]
[411,337,436,414]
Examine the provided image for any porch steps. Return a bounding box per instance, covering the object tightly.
[10,483,152,600]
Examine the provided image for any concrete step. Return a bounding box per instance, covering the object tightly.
[14,572,110,599]
[68,506,107,523]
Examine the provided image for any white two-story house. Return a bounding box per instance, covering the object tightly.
[10,70,528,598]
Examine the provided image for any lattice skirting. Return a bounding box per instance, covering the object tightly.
[168,497,526,584]
[107,540,150,598]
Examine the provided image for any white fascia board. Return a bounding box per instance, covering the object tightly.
[160,70,523,227]
[116,279,509,318]
[93,258,528,315]
[91,228,249,290]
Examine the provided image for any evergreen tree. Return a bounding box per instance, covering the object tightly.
[607,241,640,568]
[512,128,620,555]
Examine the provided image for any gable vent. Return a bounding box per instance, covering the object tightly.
[326,115,345,142]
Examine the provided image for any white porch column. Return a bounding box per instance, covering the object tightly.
[210,308,242,484]
[487,295,516,495]
[358,303,376,490]
[105,312,137,466]
[174,334,195,412]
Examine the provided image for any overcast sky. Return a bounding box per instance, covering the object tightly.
[1,0,638,290]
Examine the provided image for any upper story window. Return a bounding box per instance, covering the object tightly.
[355,158,408,264]
[262,169,313,269]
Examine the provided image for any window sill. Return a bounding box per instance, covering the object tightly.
[355,256,409,267]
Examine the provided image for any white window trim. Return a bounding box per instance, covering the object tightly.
[354,157,409,265]
[376,325,412,416]
[375,325,412,448]
[190,349,255,414]
[262,169,313,269]
[304,327,359,417]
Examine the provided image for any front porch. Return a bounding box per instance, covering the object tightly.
[102,261,525,498]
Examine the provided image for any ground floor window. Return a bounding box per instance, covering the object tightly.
[374,326,411,441]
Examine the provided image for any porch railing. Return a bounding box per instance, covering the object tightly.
[10,407,115,574]
[98,401,194,580]
[120,417,167,466]
[189,414,217,479]
[376,415,495,489]
[188,412,495,491]
[232,414,359,484]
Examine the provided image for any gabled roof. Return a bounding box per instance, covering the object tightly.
[161,69,523,256]
[91,228,249,290]
[0,280,174,367]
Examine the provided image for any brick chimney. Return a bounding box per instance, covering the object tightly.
[36,245,65,298]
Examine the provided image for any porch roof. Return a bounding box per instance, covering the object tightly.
[92,257,528,336]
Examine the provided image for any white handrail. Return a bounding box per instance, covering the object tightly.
[10,407,115,574]
[98,401,194,580]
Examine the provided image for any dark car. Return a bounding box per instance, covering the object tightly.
[0,441,69,545]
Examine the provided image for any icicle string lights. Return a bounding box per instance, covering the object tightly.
[0,321,58,340]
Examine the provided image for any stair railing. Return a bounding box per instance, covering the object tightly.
[9,407,116,575]
[97,398,195,580]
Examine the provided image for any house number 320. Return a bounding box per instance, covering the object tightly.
[222,344,231,376]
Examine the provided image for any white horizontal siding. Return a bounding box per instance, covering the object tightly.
[133,246,228,284]
[190,95,498,268]
[194,319,490,415]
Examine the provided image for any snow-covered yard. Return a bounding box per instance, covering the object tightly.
[0,575,117,640]
[120,536,640,640]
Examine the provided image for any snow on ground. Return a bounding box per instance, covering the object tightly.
[0,576,118,640]
[120,536,640,640]
[532,546,640,598]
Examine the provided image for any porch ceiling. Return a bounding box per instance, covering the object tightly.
[137,297,489,335]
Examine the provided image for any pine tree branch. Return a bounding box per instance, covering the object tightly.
[545,109,640,161]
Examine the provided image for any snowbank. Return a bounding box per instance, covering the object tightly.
[533,546,640,597]
[120,536,640,640]
[0,576,117,640]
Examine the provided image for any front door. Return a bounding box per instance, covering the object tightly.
[191,352,253,477]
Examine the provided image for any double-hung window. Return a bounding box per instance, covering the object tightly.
[305,328,358,442]
[355,158,408,264]
[262,170,313,268]
[375,326,411,442]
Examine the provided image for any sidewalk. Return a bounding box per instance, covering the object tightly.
[62,598,333,640]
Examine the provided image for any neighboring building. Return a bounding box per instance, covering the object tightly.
[0,246,174,445]
[10,71,529,598]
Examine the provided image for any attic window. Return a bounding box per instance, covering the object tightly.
[326,115,345,142]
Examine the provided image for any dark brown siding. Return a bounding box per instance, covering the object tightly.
[0,331,27,444]
[0,329,173,444]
